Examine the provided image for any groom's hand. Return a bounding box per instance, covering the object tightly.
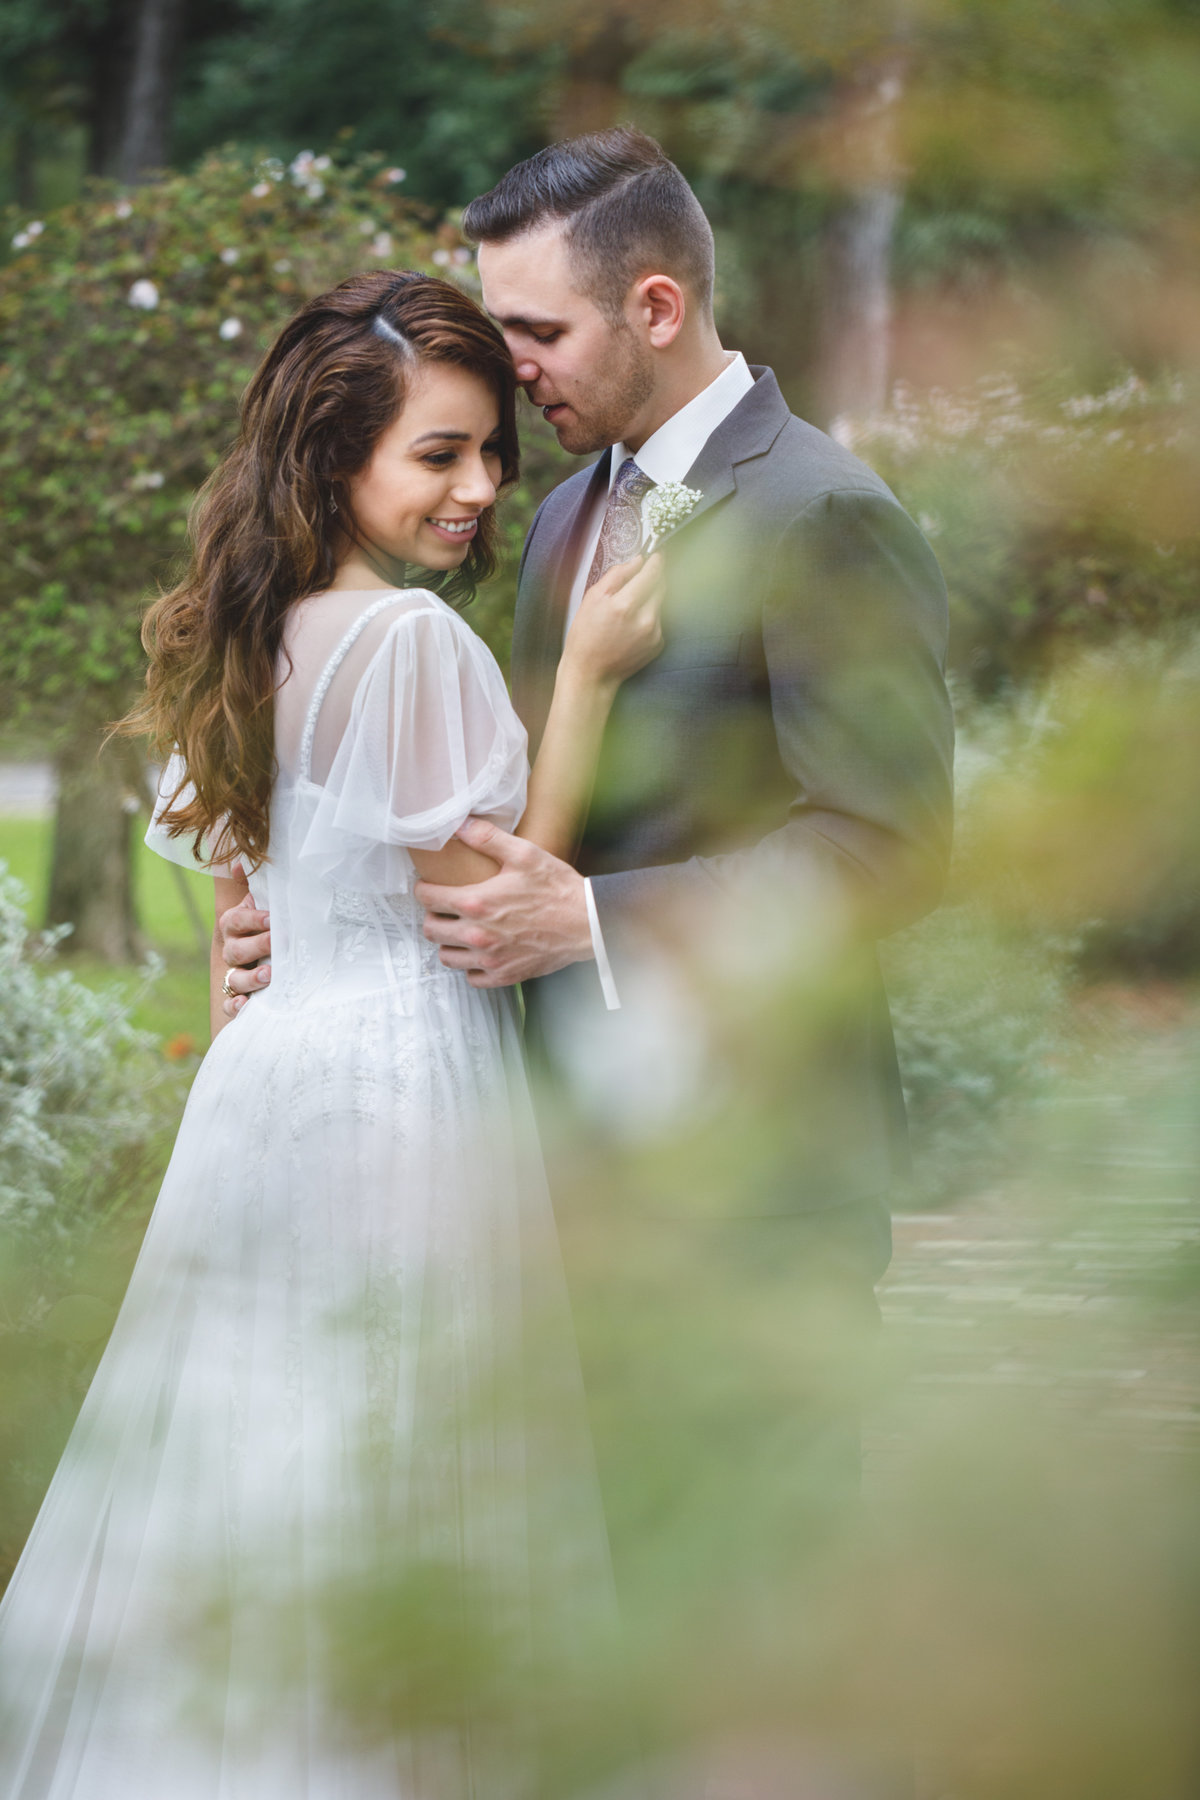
[415,818,592,987]
[217,865,272,1016]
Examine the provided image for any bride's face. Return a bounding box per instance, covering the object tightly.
[345,362,504,569]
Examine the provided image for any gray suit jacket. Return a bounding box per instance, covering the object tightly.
[513,366,954,1215]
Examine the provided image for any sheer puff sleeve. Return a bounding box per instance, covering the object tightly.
[144,752,238,879]
[298,603,528,892]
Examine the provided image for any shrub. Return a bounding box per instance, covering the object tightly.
[0,866,164,1230]
[841,371,1200,694]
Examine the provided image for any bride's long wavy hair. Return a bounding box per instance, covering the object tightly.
[120,269,520,871]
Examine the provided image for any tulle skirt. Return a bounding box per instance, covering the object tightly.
[0,974,618,1799]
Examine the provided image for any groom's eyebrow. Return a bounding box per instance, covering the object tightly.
[492,311,561,332]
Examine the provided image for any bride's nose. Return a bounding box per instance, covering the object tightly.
[453,454,498,508]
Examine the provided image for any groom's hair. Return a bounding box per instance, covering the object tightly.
[462,127,715,323]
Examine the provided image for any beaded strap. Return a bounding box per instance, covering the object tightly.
[298,592,437,781]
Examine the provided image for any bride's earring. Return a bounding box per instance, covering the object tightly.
[328,492,339,515]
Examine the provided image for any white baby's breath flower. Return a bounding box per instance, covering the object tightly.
[114,198,134,219]
[313,154,331,171]
[130,470,165,491]
[12,220,44,249]
[11,232,30,250]
[219,246,240,265]
[290,150,315,180]
[305,180,325,200]
[369,232,393,258]
[218,317,243,341]
[251,181,272,198]
[385,167,407,184]
[127,279,160,310]
[644,481,702,549]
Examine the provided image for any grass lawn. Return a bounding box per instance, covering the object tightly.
[0,815,212,1050]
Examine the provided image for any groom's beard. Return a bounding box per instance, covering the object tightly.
[542,324,655,456]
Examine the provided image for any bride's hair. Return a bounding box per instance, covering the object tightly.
[120,270,520,872]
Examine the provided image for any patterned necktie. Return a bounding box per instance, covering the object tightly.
[586,457,654,588]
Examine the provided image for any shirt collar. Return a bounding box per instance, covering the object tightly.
[608,350,755,491]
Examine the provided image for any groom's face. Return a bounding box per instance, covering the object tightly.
[477,225,654,456]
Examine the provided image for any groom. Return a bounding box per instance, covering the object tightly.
[420,129,953,1221]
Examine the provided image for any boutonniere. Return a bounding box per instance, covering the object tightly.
[644,481,702,551]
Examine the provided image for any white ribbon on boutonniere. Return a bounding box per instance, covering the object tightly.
[643,481,703,552]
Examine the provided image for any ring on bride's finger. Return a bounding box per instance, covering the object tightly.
[221,974,237,999]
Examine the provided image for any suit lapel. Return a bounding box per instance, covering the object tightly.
[513,370,789,742]
[512,448,611,751]
[666,365,790,546]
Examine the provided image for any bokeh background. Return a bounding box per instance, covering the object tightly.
[1,2,1199,1794]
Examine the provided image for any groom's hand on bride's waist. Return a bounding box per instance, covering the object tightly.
[217,875,272,1017]
[415,818,593,988]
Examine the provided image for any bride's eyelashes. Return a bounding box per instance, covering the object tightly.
[419,437,504,470]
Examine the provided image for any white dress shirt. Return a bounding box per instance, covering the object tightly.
[565,350,756,1007]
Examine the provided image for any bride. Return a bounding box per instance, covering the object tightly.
[0,269,662,1797]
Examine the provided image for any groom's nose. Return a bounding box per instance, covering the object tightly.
[514,356,541,385]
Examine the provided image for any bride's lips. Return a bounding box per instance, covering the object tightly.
[426,516,479,546]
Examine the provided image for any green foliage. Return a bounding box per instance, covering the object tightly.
[841,372,1200,691]
[171,0,560,213]
[0,148,467,738]
[886,904,1078,1203]
[0,863,164,1227]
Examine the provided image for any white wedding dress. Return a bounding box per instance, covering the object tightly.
[0,590,619,1799]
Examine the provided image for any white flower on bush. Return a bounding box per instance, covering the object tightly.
[273,258,292,273]
[432,248,451,267]
[114,198,133,219]
[385,167,406,184]
[251,180,272,198]
[370,232,393,258]
[219,317,243,341]
[127,278,160,310]
[219,246,240,264]
[358,217,376,235]
[12,219,45,249]
[290,150,316,180]
[452,247,472,265]
[130,470,165,491]
[313,154,331,171]
[305,180,325,199]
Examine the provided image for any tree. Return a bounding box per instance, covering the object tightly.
[0,150,454,956]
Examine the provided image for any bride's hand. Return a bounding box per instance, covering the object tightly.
[561,553,666,689]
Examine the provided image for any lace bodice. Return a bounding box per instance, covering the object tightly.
[146,588,529,1010]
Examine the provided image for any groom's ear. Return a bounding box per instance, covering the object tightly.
[632,274,686,349]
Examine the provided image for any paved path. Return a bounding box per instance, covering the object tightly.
[0,761,55,815]
[871,1023,1200,1464]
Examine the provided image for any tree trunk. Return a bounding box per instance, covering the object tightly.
[816,60,905,431]
[84,0,140,177]
[46,735,144,963]
[116,0,187,183]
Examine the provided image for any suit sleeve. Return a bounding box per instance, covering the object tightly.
[589,486,955,944]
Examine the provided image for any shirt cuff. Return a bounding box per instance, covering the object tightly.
[583,877,621,1011]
